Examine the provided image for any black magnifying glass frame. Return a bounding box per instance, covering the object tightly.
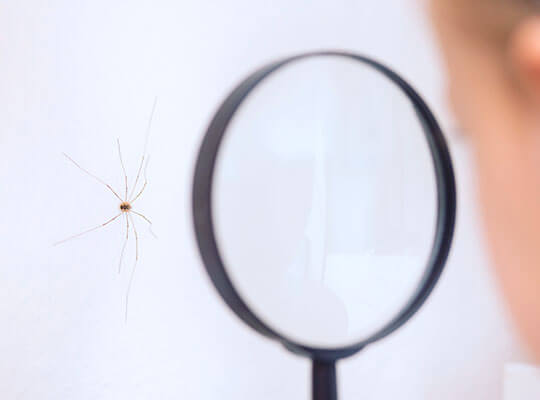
[192,51,456,400]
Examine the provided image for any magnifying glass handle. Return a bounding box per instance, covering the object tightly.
[312,359,337,400]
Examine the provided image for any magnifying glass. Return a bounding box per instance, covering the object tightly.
[192,51,456,400]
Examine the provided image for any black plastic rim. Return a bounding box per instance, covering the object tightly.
[192,51,457,362]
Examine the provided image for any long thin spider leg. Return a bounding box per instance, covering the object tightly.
[125,213,139,322]
[53,213,121,246]
[129,155,145,201]
[130,181,146,204]
[131,210,157,239]
[63,153,123,202]
[129,157,149,204]
[129,97,157,199]
[118,213,129,274]
[117,139,129,201]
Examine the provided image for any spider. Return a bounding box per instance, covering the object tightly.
[54,100,157,321]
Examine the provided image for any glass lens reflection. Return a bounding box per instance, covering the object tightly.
[212,58,437,348]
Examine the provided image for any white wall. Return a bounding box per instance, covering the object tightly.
[0,1,528,399]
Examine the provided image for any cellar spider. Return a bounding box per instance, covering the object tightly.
[54,99,158,321]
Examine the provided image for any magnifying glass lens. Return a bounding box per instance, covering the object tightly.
[212,57,437,349]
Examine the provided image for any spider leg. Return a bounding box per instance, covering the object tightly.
[117,139,129,201]
[129,156,149,204]
[62,153,123,202]
[131,210,157,238]
[129,155,145,201]
[129,97,157,200]
[53,213,122,246]
[125,213,139,322]
[118,213,129,274]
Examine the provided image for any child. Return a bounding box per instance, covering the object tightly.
[429,0,540,361]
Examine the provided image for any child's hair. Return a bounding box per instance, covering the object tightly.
[454,0,539,45]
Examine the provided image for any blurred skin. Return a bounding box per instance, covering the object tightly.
[428,0,540,361]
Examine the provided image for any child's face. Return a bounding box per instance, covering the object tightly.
[428,0,540,359]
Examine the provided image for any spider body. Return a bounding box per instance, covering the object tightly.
[120,201,132,212]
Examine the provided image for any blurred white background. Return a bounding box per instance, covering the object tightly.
[0,1,529,399]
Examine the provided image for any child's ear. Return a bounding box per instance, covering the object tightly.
[509,17,540,104]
